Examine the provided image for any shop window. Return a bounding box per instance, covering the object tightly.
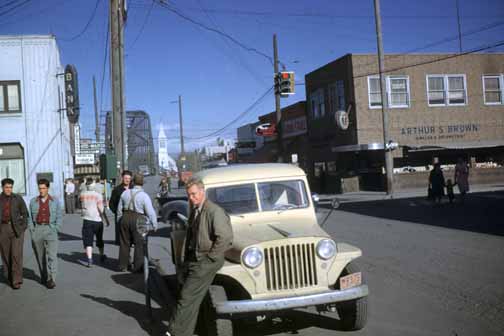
[387,76,410,108]
[0,81,22,113]
[483,75,503,105]
[0,144,26,194]
[314,162,326,177]
[309,89,325,119]
[427,75,467,106]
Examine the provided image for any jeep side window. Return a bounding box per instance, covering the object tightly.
[207,183,259,215]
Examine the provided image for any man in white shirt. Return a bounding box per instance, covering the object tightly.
[80,178,108,267]
[64,179,75,214]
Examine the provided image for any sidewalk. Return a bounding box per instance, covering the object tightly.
[317,183,504,204]
[0,211,172,336]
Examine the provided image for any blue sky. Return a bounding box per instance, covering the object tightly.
[1,0,504,153]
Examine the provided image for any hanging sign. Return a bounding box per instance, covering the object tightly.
[65,64,80,123]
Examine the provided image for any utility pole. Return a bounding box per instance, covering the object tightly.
[455,0,463,53]
[373,0,394,196]
[178,95,186,170]
[273,34,283,163]
[110,0,127,169]
[93,76,100,143]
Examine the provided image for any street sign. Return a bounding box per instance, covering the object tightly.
[75,154,95,165]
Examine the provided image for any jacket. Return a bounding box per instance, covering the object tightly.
[29,196,63,232]
[186,199,233,262]
[109,184,130,214]
[0,193,29,237]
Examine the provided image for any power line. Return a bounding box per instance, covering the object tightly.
[99,17,110,117]
[0,0,23,10]
[59,0,101,41]
[184,86,274,140]
[129,0,155,50]
[0,0,30,17]
[153,0,275,66]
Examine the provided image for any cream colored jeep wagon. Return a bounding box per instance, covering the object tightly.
[166,163,368,335]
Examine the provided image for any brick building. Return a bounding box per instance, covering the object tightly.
[305,53,504,193]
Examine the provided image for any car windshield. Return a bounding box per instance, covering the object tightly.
[257,180,308,211]
[206,180,308,215]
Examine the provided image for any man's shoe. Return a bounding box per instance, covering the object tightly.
[100,254,107,263]
[12,283,21,290]
[46,280,56,289]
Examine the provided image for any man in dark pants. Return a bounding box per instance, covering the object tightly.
[166,177,233,336]
[109,170,132,245]
[116,173,157,272]
[0,178,29,289]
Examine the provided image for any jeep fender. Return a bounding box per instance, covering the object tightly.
[160,200,189,223]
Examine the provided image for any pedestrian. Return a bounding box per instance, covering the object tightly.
[446,179,455,203]
[455,157,470,203]
[28,179,62,289]
[79,178,108,267]
[117,173,157,272]
[64,178,76,214]
[104,179,112,208]
[109,170,133,245]
[165,177,233,336]
[94,177,104,197]
[0,178,29,289]
[428,163,445,204]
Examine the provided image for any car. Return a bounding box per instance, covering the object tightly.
[162,163,368,335]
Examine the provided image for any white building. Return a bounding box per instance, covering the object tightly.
[0,35,73,201]
[157,124,177,172]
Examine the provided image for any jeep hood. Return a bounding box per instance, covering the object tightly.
[225,220,329,263]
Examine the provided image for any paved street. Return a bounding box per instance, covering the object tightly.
[1,177,503,336]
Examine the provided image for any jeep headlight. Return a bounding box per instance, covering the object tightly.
[242,247,263,269]
[317,239,336,260]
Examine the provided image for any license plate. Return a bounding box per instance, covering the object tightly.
[339,272,362,290]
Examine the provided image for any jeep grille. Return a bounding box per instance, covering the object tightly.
[264,243,318,291]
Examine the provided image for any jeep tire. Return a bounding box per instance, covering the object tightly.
[336,262,368,331]
[201,285,234,336]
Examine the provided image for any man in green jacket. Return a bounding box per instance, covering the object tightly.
[29,179,63,289]
[166,177,233,336]
[0,178,29,289]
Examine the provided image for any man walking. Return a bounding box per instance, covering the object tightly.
[28,179,62,289]
[80,178,108,267]
[166,177,233,336]
[0,178,29,289]
[109,170,132,245]
[117,173,157,272]
[64,178,75,214]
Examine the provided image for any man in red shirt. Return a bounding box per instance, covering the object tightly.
[0,178,29,289]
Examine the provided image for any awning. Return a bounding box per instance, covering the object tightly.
[405,140,504,151]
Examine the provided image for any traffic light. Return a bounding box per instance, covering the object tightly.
[275,71,295,97]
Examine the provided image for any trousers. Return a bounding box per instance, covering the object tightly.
[0,224,25,286]
[65,194,75,214]
[31,225,59,282]
[118,212,144,271]
[168,256,224,336]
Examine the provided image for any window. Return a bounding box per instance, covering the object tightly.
[329,80,345,113]
[207,183,258,215]
[0,81,21,113]
[483,75,503,105]
[388,76,410,108]
[309,88,325,119]
[427,75,467,106]
[368,76,382,108]
[0,144,26,194]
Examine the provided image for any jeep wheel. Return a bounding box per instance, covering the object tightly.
[201,285,234,336]
[336,263,368,331]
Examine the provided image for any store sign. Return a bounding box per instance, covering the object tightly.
[75,154,95,165]
[256,123,277,137]
[336,110,350,130]
[401,123,480,141]
[283,116,307,138]
[74,124,81,154]
[65,64,80,123]
[236,141,256,148]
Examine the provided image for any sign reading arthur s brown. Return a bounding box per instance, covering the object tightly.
[401,123,481,141]
[64,64,80,124]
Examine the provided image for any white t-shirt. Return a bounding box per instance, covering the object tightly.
[80,190,104,222]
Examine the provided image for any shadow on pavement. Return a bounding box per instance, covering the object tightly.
[58,251,121,272]
[58,231,116,245]
[0,267,42,286]
[80,294,168,335]
[336,190,504,236]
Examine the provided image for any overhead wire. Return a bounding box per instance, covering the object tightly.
[129,0,155,50]
[99,17,110,116]
[0,0,23,10]
[0,0,30,17]
[59,0,101,41]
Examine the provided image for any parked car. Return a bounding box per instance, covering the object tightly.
[161,163,368,335]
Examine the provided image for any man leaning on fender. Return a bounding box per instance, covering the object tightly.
[166,177,233,336]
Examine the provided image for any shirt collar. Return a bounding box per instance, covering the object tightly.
[38,195,53,202]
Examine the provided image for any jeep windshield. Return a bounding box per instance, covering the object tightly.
[206,180,309,215]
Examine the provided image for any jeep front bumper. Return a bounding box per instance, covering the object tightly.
[215,285,369,315]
